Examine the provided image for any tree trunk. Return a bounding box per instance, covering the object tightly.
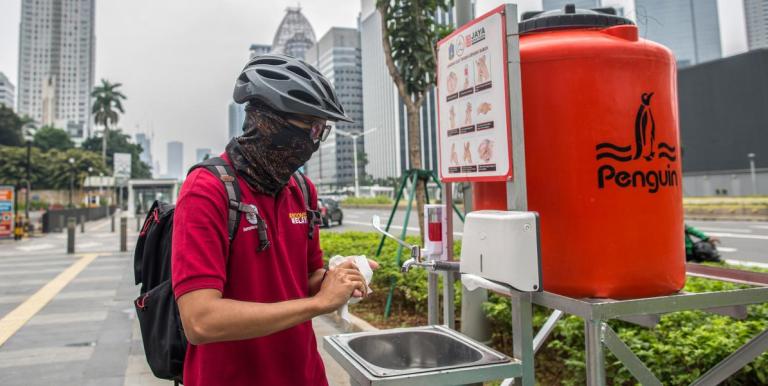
[101,125,108,165]
[406,105,427,241]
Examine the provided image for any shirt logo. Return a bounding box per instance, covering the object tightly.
[245,204,260,225]
[289,212,307,224]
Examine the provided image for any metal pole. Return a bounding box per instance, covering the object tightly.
[24,140,31,230]
[748,153,757,195]
[111,213,115,233]
[428,272,439,325]
[80,214,85,233]
[353,135,360,197]
[442,182,456,329]
[511,293,535,386]
[120,217,127,252]
[585,320,606,386]
[67,217,76,254]
[69,172,74,208]
[455,0,472,26]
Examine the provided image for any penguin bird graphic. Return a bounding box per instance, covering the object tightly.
[634,92,656,161]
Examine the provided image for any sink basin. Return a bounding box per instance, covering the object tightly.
[325,325,521,385]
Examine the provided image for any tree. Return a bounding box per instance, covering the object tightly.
[0,145,107,190]
[0,105,24,146]
[82,128,152,179]
[378,0,452,238]
[33,126,74,151]
[91,79,126,163]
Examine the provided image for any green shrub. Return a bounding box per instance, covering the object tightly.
[320,231,462,315]
[341,196,394,205]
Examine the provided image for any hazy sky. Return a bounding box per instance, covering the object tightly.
[0,0,747,174]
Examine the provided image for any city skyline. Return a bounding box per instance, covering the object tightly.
[0,0,750,176]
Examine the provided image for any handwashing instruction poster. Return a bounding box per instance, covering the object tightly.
[436,7,511,182]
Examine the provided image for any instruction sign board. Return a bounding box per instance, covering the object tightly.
[0,186,14,239]
[436,6,512,182]
[113,152,132,183]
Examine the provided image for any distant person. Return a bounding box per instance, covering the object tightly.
[172,54,377,386]
[685,224,721,262]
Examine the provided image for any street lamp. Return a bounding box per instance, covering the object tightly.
[335,128,377,197]
[748,153,757,196]
[68,157,76,208]
[22,125,36,232]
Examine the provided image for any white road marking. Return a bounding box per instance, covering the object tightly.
[76,242,102,248]
[345,214,361,219]
[752,225,768,230]
[725,259,768,269]
[697,227,752,234]
[16,244,55,252]
[708,232,768,241]
[717,247,738,253]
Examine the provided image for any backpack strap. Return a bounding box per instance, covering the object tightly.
[188,157,242,242]
[291,171,322,239]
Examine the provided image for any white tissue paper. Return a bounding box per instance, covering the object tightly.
[328,255,373,322]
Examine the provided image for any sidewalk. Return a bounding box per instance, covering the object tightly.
[0,217,358,386]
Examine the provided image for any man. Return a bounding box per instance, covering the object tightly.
[172,54,375,386]
[685,224,721,262]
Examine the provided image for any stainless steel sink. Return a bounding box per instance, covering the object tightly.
[324,325,521,385]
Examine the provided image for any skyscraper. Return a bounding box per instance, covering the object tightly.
[304,27,364,189]
[271,7,317,60]
[228,102,246,141]
[196,148,212,162]
[0,72,14,111]
[360,0,454,180]
[17,0,96,141]
[745,0,768,50]
[635,0,721,67]
[135,132,153,171]
[167,141,184,180]
[249,44,272,59]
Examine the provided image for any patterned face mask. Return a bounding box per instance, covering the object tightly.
[225,103,319,196]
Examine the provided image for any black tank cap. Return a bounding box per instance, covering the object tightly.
[519,3,634,34]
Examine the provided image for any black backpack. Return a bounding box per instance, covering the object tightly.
[133,157,320,383]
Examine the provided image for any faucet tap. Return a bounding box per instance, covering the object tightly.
[371,215,461,274]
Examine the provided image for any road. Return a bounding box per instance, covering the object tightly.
[326,207,768,266]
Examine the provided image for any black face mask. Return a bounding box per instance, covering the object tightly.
[225,104,319,196]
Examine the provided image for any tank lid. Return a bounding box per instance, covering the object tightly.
[519,3,634,34]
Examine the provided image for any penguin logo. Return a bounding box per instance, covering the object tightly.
[634,93,656,161]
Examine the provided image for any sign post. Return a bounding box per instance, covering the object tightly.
[0,186,14,239]
[113,152,132,212]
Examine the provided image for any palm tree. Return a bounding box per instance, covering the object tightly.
[91,79,126,163]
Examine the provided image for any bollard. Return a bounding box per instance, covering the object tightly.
[111,214,115,233]
[120,217,127,252]
[67,217,76,254]
[80,215,85,233]
[136,216,141,232]
[59,216,65,233]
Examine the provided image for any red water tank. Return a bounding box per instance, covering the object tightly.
[473,7,685,298]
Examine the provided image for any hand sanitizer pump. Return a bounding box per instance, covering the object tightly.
[423,204,447,261]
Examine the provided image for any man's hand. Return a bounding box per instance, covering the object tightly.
[334,258,379,298]
[314,266,367,313]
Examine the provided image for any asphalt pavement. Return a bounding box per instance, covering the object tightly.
[0,216,353,386]
[328,207,768,266]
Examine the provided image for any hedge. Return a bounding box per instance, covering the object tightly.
[320,231,768,385]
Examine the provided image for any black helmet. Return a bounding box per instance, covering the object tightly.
[233,53,352,122]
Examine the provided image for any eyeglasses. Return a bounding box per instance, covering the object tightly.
[293,116,331,142]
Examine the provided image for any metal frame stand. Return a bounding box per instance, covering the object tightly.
[478,268,768,386]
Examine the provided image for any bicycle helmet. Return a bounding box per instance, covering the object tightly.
[233,53,352,122]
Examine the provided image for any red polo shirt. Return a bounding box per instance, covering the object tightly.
[171,154,327,386]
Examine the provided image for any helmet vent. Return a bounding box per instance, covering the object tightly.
[286,65,312,80]
[288,90,322,106]
[319,78,337,104]
[237,73,250,84]
[302,60,322,75]
[256,69,290,81]
[251,58,287,66]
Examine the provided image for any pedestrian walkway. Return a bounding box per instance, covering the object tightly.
[0,216,357,385]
